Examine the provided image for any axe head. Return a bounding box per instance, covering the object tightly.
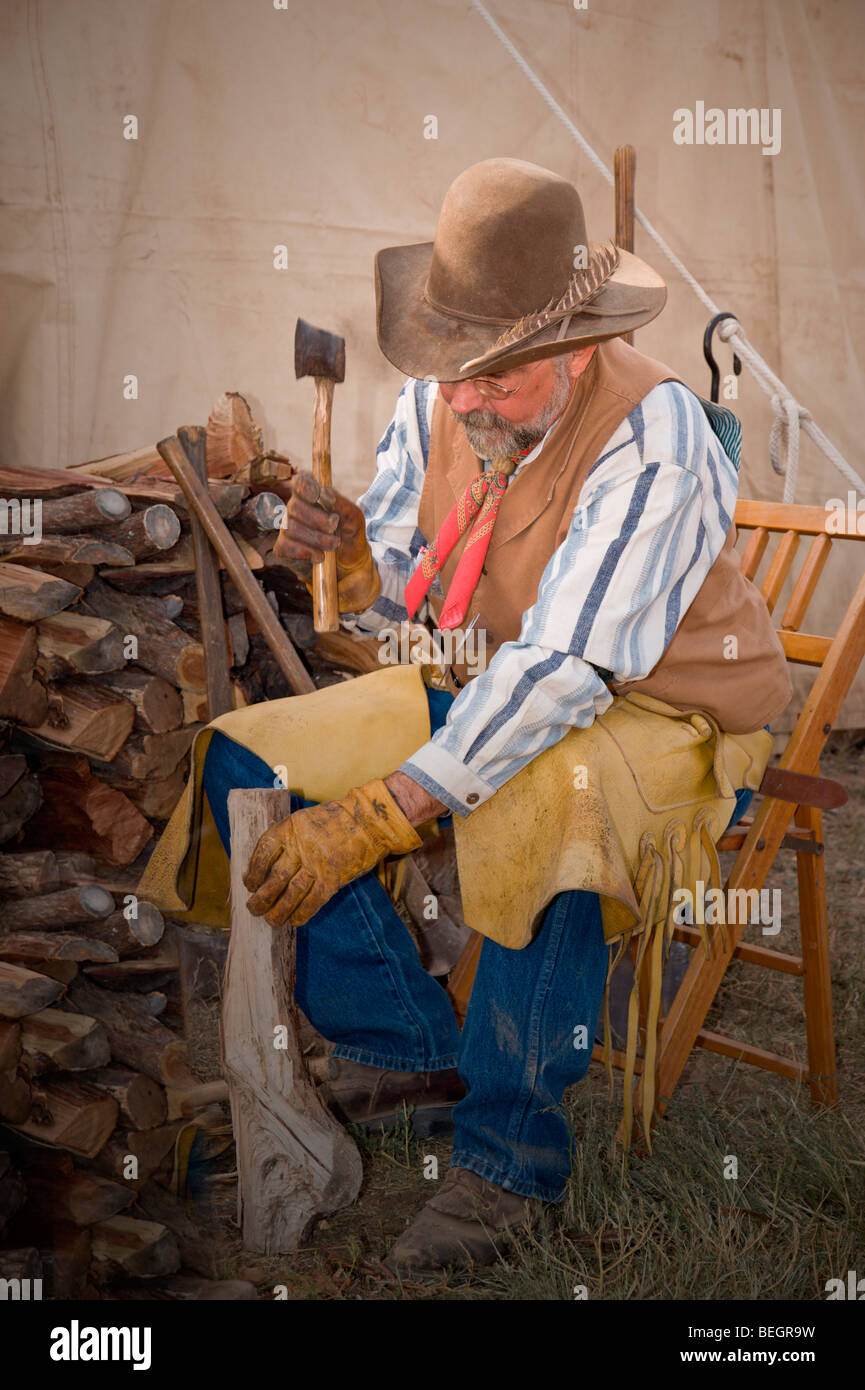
[294,318,345,384]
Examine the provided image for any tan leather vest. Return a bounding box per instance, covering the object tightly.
[416,337,791,734]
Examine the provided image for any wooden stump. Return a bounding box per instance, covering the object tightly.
[223,788,361,1252]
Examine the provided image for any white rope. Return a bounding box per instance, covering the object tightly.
[470,0,865,500]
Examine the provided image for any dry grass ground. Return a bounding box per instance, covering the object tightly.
[163,737,865,1301]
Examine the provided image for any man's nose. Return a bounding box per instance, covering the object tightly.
[442,380,490,413]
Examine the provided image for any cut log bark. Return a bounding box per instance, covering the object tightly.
[181,683,245,725]
[20,1007,111,1074]
[0,763,42,844]
[84,1121,184,1188]
[85,904,165,957]
[8,1076,119,1157]
[0,562,81,621]
[0,1069,32,1122]
[28,680,135,761]
[0,535,134,567]
[90,726,197,782]
[77,1066,167,1131]
[0,850,59,898]
[0,618,49,726]
[0,884,115,933]
[82,578,206,690]
[22,757,152,864]
[93,669,182,734]
[0,960,64,1018]
[0,1019,22,1070]
[91,1213,181,1280]
[0,1151,26,1236]
[84,955,177,985]
[67,446,163,481]
[227,611,249,666]
[66,977,193,1087]
[97,764,187,821]
[36,612,126,678]
[133,1179,217,1277]
[101,504,182,560]
[206,392,263,477]
[223,788,361,1252]
[234,491,286,538]
[170,481,246,521]
[38,488,131,533]
[0,932,117,966]
[24,1164,134,1225]
[159,1274,258,1300]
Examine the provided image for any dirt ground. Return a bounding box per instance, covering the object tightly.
[120,733,865,1301]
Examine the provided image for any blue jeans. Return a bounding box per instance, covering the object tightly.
[203,691,754,1203]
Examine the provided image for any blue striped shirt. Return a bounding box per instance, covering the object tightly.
[342,376,740,818]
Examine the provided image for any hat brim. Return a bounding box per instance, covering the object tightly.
[375,242,667,382]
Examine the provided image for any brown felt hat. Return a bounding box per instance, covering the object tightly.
[375,157,667,382]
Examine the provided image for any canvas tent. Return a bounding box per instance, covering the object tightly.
[2,0,863,727]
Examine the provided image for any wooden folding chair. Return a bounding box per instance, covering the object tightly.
[447,499,865,1138]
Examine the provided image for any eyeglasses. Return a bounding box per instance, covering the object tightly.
[469,360,544,400]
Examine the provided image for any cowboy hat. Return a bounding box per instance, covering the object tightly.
[375,157,667,382]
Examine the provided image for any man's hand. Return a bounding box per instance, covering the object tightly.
[273,470,380,612]
[243,777,422,927]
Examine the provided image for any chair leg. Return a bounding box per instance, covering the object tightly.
[795,803,838,1108]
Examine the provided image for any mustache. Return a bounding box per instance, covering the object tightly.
[452,409,507,430]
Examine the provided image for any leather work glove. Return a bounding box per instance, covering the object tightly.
[272,469,381,613]
[243,777,422,927]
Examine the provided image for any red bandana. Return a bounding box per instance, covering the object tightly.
[404,451,530,630]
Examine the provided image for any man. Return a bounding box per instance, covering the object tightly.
[145,158,791,1278]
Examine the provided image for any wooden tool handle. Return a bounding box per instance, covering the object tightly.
[311,377,340,634]
[156,435,315,696]
[177,425,233,720]
[614,144,636,346]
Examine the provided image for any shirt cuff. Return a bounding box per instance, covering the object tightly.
[398,742,495,819]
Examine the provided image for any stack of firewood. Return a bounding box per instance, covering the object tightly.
[0,392,386,1299]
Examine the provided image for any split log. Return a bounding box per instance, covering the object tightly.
[85,904,165,957]
[77,1066,167,1130]
[0,562,80,621]
[0,932,117,966]
[0,1019,22,1070]
[20,1007,111,1074]
[0,1151,26,1236]
[25,1163,134,1225]
[90,1214,180,1280]
[84,955,177,985]
[68,445,163,480]
[181,684,245,725]
[0,1070,32,1122]
[84,1121,185,1188]
[0,884,115,933]
[36,1223,92,1299]
[0,960,63,1018]
[0,761,42,843]
[28,680,134,761]
[170,481,246,521]
[0,618,48,726]
[66,977,193,1087]
[82,578,206,690]
[36,612,125,678]
[223,788,361,1252]
[90,726,197,782]
[0,849,59,898]
[206,391,263,477]
[8,1076,119,1157]
[22,757,153,865]
[227,611,249,666]
[38,488,131,533]
[93,669,182,734]
[54,851,100,883]
[134,1179,217,1277]
[99,764,188,821]
[28,559,96,588]
[231,454,293,487]
[0,535,134,568]
[101,532,265,581]
[101,504,181,560]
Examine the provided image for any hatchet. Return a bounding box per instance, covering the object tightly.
[294,318,345,633]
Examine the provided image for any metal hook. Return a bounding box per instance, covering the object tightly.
[703,313,742,404]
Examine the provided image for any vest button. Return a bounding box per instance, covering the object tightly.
[466,792,480,805]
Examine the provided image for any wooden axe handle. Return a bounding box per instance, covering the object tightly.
[311,378,340,633]
[156,435,315,696]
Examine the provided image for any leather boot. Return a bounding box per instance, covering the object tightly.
[382,1166,546,1278]
[318,1056,465,1136]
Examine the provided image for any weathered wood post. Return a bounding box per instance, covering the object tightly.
[223,788,362,1251]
